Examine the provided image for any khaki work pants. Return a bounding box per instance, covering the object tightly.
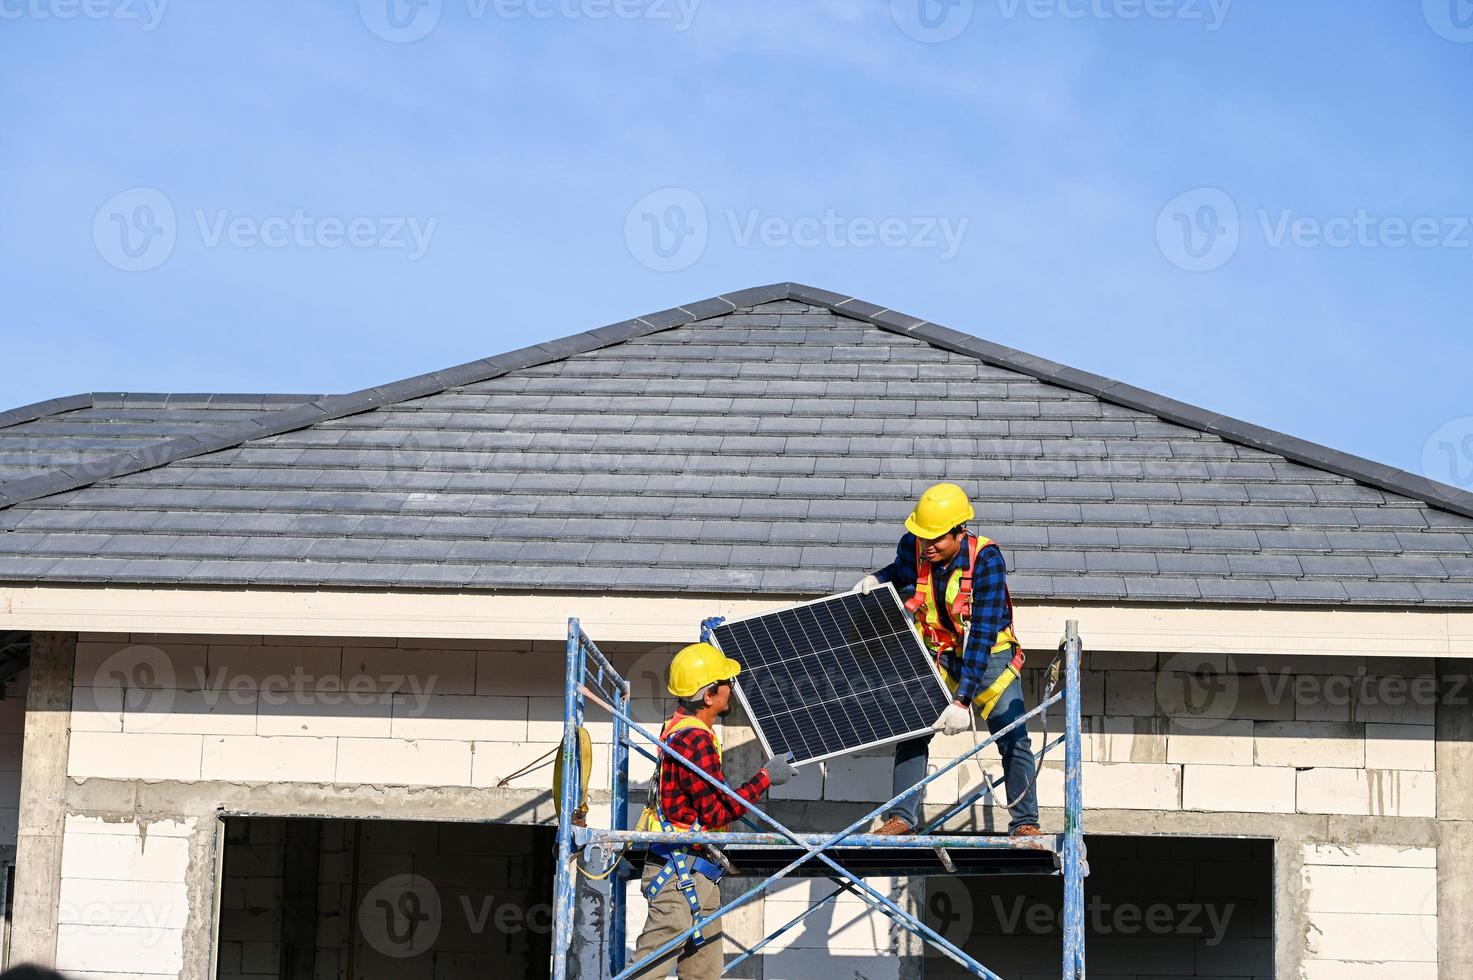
[629,858,723,979]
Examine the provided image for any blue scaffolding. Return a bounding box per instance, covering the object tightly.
[552,618,1088,979]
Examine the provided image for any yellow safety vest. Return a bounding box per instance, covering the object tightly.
[912,532,1019,656]
[908,532,1024,720]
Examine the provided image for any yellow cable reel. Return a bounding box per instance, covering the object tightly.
[553,726,593,826]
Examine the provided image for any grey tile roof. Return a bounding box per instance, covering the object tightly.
[0,392,325,492]
[1,282,1471,607]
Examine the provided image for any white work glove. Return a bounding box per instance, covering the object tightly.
[761,753,798,786]
[855,574,880,595]
[933,702,973,737]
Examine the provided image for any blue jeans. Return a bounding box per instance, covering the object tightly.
[888,652,1039,832]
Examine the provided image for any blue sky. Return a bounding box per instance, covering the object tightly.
[3,1,1470,490]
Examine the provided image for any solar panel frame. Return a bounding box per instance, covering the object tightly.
[710,584,953,767]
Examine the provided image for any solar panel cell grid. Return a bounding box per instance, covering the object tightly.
[710,586,950,765]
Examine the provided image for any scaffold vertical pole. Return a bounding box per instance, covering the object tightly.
[609,660,631,973]
[1061,619,1087,979]
[551,618,585,980]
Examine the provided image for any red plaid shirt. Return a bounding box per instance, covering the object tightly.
[657,708,771,829]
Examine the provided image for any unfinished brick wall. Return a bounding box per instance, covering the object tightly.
[57,633,1451,978]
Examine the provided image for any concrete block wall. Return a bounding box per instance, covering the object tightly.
[752,653,1438,823]
[925,653,1436,820]
[64,633,682,797]
[1299,843,1437,980]
[51,633,1461,979]
[0,665,27,855]
[53,813,196,980]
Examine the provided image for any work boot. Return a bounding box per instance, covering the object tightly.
[873,815,914,836]
[1009,824,1043,838]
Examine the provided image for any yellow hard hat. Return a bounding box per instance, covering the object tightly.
[668,642,742,699]
[904,482,975,539]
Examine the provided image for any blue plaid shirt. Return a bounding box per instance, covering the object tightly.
[872,532,1012,705]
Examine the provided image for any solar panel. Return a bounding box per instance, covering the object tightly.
[710,585,951,766]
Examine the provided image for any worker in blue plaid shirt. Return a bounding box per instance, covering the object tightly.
[856,483,1042,838]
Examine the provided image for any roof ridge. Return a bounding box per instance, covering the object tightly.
[778,283,1473,521]
[0,392,333,433]
[0,284,795,509]
[3,280,1471,522]
[0,393,96,432]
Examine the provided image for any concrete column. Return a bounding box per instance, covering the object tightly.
[9,631,75,967]
[1437,659,1473,980]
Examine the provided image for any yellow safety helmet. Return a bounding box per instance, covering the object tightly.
[668,642,742,699]
[904,482,975,539]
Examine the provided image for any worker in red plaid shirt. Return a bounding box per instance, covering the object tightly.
[630,642,796,979]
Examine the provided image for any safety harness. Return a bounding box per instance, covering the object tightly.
[638,712,726,947]
[905,531,1026,719]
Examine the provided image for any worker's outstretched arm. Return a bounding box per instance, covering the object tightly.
[669,729,771,828]
[869,531,919,590]
[953,544,1011,704]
